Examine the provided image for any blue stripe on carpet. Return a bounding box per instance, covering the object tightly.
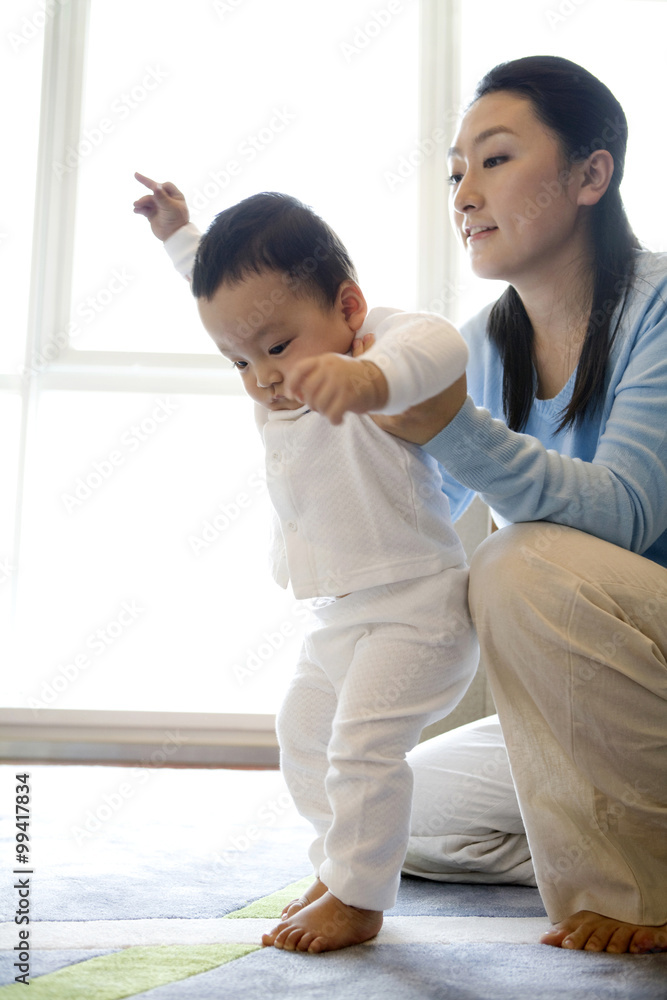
[392,876,546,917]
[127,943,667,1000]
[0,828,313,922]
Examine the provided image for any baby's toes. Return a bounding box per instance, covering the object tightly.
[280,925,309,952]
[261,920,285,947]
[281,897,305,919]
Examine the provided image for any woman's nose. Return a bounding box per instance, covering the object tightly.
[452,172,481,215]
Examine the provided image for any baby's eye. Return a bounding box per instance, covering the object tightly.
[232,360,248,370]
[269,341,290,356]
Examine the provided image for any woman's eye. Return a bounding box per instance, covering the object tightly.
[269,341,290,355]
[447,173,463,186]
[483,155,508,169]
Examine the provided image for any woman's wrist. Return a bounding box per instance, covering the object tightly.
[370,374,467,445]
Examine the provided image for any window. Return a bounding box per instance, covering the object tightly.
[4,0,424,752]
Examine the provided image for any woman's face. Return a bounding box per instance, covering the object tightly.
[448,92,587,290]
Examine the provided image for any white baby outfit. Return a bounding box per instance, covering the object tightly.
[261,306,478,910]
[165,224,478,911]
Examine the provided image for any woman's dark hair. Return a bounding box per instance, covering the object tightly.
[191,192,358,309]
[473,55,641,432]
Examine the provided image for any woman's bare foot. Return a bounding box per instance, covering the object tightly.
[541,910,667,953]
[263,890,383,953]
[281,877,328,919]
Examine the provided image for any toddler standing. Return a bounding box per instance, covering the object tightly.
[135,179,478,953]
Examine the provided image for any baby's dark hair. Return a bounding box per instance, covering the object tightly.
[191,192,358,307]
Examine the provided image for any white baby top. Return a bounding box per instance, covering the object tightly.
[261,307,468,598]
[164,224,469,598]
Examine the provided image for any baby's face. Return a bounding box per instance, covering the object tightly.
[197,270,357,410]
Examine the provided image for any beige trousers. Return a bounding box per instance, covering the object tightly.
[468,522,667,925]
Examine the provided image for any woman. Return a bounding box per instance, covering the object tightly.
[392,56,667,955]
[134,55,667,953]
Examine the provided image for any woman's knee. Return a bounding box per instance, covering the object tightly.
[468,521,569,628]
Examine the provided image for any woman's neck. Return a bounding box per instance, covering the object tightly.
[514,253,594,400]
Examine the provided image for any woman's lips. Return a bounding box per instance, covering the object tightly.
[467,225,498,242]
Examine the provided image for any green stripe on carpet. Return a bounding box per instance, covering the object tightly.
[0,943,259,999]
[224,875,313,918]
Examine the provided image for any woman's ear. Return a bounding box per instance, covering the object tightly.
[576,149,615,207]
[337,280,368,332]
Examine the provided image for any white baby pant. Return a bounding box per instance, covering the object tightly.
[405,523,667,926]
[276,565,478,911]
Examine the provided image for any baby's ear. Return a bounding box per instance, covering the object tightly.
[338,280,368,332]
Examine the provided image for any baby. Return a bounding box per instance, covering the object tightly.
[135,179,478,953]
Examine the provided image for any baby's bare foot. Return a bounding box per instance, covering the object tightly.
[541,910,667,953]
[263,890,383,953]
[281,877,328,919]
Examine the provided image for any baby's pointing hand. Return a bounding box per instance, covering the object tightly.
[285,353,388,425]
[133,172,190,241]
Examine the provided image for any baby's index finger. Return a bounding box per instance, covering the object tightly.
[134,171,159,191]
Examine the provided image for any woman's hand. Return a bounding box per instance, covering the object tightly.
[133,172,190,241]
[351,331,467,444]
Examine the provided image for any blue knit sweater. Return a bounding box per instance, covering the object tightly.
[425,251,667,568]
